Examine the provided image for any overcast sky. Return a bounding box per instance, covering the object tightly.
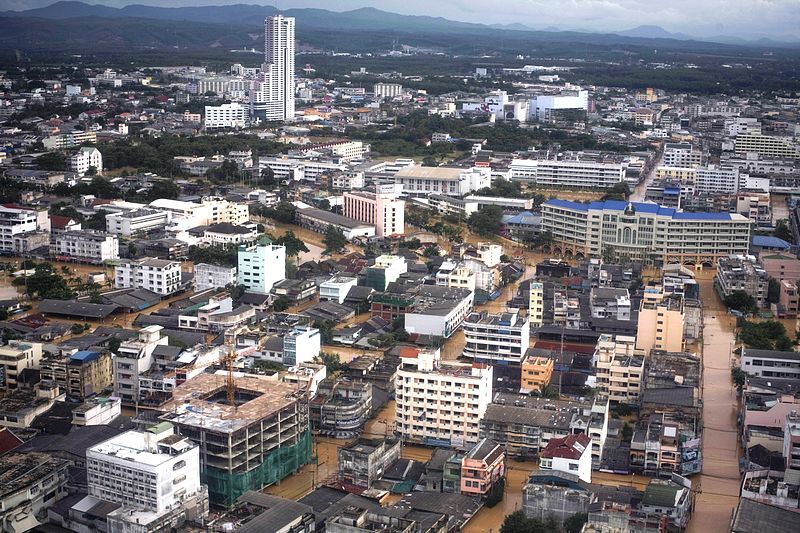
[2,0,799,40]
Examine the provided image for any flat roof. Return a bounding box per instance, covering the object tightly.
[394,165,464,180]
[88,430,191,466]
[544,199,746,221]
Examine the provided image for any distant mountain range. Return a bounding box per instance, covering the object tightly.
[0,1,797,52]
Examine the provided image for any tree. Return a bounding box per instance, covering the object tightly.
[601,244,616,264]
[467,205,504,236]
[739,320,793,350]
[316,351,346,374]
[260,166,277,188]
[262,202,297,224]
[422,245,439,258]
[318,199,331,211]
[107,337,122,354]
[37,151,66,171]
[86,165,98,176]
[274,230,309,258]
[145,180,180,201]
[723,290,758,315]
[323,226,348,254]
[600,181,630,201]
[532,231,554,250]
[774,219,792,243]
[767,278,781,304]
[499,510,550,533]
[272,295,290,312]
[564,513,588,533]
[731,366,747,390]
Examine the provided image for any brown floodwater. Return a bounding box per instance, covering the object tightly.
[685,272,741,533]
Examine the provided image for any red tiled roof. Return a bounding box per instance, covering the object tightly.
[0,427,23,455]
[49,215,75,230]
[541,433,590,460]
[399,347,420,358]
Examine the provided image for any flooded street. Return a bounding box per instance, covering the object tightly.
[686,272,741,533]
[630,149,663,202]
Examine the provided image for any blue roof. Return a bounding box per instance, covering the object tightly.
[543,199,733,220]
[70,350,101,364]
[752,235,791,249]
[502,210,540,225]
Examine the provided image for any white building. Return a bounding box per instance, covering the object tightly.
[113,325,168,405]
[319,276,358,304]
[250,15,295,121]
[115,258,182,296]
[463,310,530,364]
[540,199,751,266]
[283,326,321,366]
[529,89,589,122]
[404,287,474,339]
[695,165,741,195]
[194,263,238,292]
[106,208,170,237]
[51,230,119,264]
[149,197,249,231]
[204,102,247,129]
[509,158,626,189]
[0,340,43,391]
[374,83,403,100]
[69,147,103,176]
[86,423,207,529]
[0,204,40,253]
[393,166,491,197]
[594,334,645,404]
[258,156,346,182]
[72,396,122,426]
[237,242,286,294]
[343,184,405,237]
[395,348,493,448]
[539,433,592,483]
[662,143,702,168]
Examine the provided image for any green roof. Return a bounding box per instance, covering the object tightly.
[147,421,174,435]
[643,482,680,507]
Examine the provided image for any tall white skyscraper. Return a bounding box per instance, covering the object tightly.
[251,15,295,121]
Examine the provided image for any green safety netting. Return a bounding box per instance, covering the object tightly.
[204,429,312,507]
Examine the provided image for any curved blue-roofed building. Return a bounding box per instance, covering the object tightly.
[541,199,752,266]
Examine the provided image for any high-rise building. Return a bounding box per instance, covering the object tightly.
[251,15,295,121]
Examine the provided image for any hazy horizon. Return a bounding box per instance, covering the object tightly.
[1,0,798,42]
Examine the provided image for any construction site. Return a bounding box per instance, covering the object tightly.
[157,373,312,508]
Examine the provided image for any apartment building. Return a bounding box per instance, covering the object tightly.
[715,255,769,309]
[115,258,182,296]
[0,340,42,391]
[662,143,702,167]
[283,326,320,366]
[337,438,401,488]
[636,286,685,354]
[293,140,368,163]
[149,197,249,229]
[106,208,170,237]
[51,230,119,264]
[460,438,506,496]
[540,199,751,266]
[42,129,97,149]
[594,334,645,404]
[529,282,544,327]
[69,146,103,176]
[695,165,740,194]
[343,184,405,237]
[462,310,531,364]
[404,286,474,339]
[395,347,493,448]
[39,349,112,400]
[520,354,553,393]
[204,102,247,129]
[735,133,800,159]
[194,263,237,292]
[237,242,286,294]
[258,156,347,182]
[87,424,208,531]
[736,191,771,227]
[509,158,626,189]
[741,348,800,380]
[320,276,358,304]
[362,255,407,291]
[113,325,169,405]
[393,166,491,197]
[374,82,403,99]
[0,204,41,253]
[249,16,295,121]
[436,261,477,292]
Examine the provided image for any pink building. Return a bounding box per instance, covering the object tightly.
[460,438,505,496]
[779,280,799,317]
[343,185,405,237]
[761,254,800,283]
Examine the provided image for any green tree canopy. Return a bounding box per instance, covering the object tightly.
[274,230,309,258]
[323,226,348,254]
[467,205,504,236]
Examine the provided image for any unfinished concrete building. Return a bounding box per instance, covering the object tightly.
[158,373,311,507]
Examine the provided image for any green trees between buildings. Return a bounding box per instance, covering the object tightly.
[722,290,758,315]
[467,205,504,236]
[499,510,588,533]
[323,226,348,254]
[738,320,794,351]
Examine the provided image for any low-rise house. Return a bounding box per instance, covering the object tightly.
[337,438,401,488]
[460,438,505,497]
[639,476,692,530]
[539,433,592,483]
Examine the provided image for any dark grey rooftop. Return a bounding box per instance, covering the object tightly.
[730,498,798,532]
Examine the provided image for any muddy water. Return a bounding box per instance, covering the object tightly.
[685,272,741,533]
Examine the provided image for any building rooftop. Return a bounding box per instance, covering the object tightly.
[159,373,305,433]
[544,199,746,221]
[0,452,69,499]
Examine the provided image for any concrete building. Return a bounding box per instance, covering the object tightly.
[529,282,544,327]
[393,166,491,197]
[541,200,751,266]
[734,133,799,159]
[0,204,43,254]
[343,185,405,237]
[204,102,247,129]
[87,423,208,532]
[509,158,626,189]
[695,165,741,194]
[283,326,320,366]
[715,255,769,309]
[362,255,407,291]
[320,276,358,304]
[374,83,403,100]
[594,334,645,404]
[460,438,506,496]
[662,143,702,168]
[113,325,168,405]
[115,258,182,296]
[159,374,311,507]
[462,310,530,364]
[250,16,295,121]
[529,89,589,122]
[194,263,238,292]
[72,396,122,426]
[0,453,69,533]
[149,197,249,229]
[237,242,286,294]
[404,287,474,339]
[51,230,119,264]
[106,208,170,237]
[784,411,800,484]
[520,354,553,393]
[69,146,103,176]
[39,349,112,400]
[742,348,800,380]
[539,433,592,483]
[636,287,685,354]
[337,438,401,488]
[0,340,42,391]
[310,379,372,439]
[395,347,492,448]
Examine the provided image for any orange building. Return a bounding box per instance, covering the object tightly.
[520,354,553,393]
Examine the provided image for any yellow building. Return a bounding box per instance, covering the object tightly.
[520,354,553,393]
[635,286,685,354]
[529,282,544,327]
